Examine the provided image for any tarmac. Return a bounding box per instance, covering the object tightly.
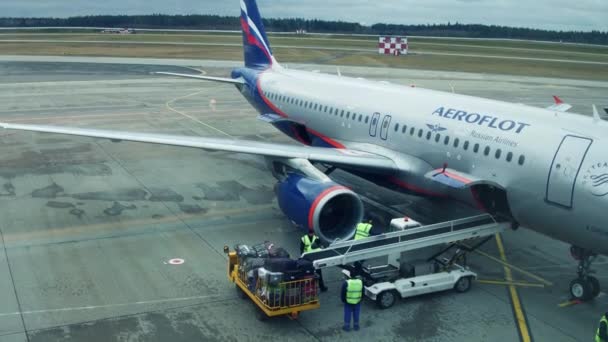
[0,56,607,342]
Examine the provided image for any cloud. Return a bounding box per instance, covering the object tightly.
[0,0,605,32]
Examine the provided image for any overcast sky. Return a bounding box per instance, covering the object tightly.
[1,0,606,32]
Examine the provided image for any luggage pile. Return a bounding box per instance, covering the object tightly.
[236,241,318,308]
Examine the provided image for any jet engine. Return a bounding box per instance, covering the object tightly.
[275,173,364,244]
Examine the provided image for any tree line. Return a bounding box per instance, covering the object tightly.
[0,14,606,45]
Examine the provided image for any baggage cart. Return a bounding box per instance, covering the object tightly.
[224,245,320,320]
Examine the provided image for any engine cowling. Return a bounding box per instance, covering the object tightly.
[275,173,364,243]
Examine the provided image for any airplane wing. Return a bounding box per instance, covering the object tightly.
[546,95,572,112]
[154,72,245,85]
[0,122,396,171]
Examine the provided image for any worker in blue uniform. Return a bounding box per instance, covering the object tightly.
[341,269,363,331]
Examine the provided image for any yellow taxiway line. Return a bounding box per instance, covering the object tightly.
[496,233,533,342]
[476,279,545,288]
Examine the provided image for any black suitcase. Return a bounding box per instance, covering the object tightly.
[268,246,290,259]
[264,258,298,273]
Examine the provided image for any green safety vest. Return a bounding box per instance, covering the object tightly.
[346,279,363,304]
[354,223,372,240]
[596,315,608,342]
[301,234,321,253]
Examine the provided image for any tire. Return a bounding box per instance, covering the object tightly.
[255,307,269,321]
[570,278,593,301]
[454,276,472,293]
[236,284,248,299]
[589,276,601,298]
[376,290,398,309]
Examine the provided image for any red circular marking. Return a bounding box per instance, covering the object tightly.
[168,258,185,265]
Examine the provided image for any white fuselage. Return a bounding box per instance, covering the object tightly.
[257,67,608,254]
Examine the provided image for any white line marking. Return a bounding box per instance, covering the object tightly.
[0,295,218,317]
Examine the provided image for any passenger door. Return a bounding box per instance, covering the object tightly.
[546,135,593,208]
[369,112,380,137]
[380,115,392,140]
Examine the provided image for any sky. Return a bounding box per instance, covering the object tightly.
[0,0,606,32]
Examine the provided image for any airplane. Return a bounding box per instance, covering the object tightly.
[1,0,607,302]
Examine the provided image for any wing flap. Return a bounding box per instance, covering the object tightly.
[0,122,396,171]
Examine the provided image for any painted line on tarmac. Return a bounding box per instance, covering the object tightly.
[0,295,218,317]
[165,89,233,138]
[477,279,545,288]
[471,247,553,286]
[558,299,583,308]
[496,233,533,342]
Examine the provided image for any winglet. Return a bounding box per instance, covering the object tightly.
[593,105,601,123]
[546,96,572,112]
[553,95,563,104]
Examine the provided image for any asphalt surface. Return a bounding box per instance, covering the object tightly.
[0,57,607,342]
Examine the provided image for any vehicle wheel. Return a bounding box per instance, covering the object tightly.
[236,284,247,299]
[255,307,269,321]
[589,276,600,298]
[376,290,398,309]
[454,276,472,293]
[570,278,593,301]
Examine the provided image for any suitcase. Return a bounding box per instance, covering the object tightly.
[258,267,270,283]
[268,271,283,286]
[264,258,298,273]
[268,246,290,259]
[252,241,274,258]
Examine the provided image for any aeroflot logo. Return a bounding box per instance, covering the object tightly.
[432,107,530,134]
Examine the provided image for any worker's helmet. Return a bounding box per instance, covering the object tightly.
[341,269,351,278]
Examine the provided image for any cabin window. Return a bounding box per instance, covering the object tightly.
[365,116,369,123]
[418,129,423,138]
[463,141,469,150]
[340,111,344,117]
[435,134,441,142]
[358,114,362,122]
[518,155,526,165]
[444,136,450,145]
[346,112,350,119]
[473,143,479,153]
[394,123,399,132]
[426,131,431,140]
[506,152,513,162]
[484,146,490,156]
[454,138,460,148]
[402,125,407,133]
[410,127,415,135]
[495,149,502,159]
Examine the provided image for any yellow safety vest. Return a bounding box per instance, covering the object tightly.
[596,315,608,342]
[355,223,372,240]
[346,279,363,304]
[301,234,321,253]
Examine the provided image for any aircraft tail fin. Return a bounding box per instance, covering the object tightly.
[240,0,276,69]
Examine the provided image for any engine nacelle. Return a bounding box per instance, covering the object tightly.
[275,173,364,244]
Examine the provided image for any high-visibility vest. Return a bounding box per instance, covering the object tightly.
[354,223,372,240]
[301,234,321,253]
[596,315,608,342]
[346,279,363,304]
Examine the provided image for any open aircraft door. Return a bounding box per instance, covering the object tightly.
[546,135,592,208]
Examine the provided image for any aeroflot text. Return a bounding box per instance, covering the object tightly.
[432,107,530,134]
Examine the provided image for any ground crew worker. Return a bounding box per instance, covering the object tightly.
[596,312,608,342]
[341,269,363,331]
[300,231,328,292]
[354,219,373,240]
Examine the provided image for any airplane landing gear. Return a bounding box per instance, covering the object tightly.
[569,245,600,301]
